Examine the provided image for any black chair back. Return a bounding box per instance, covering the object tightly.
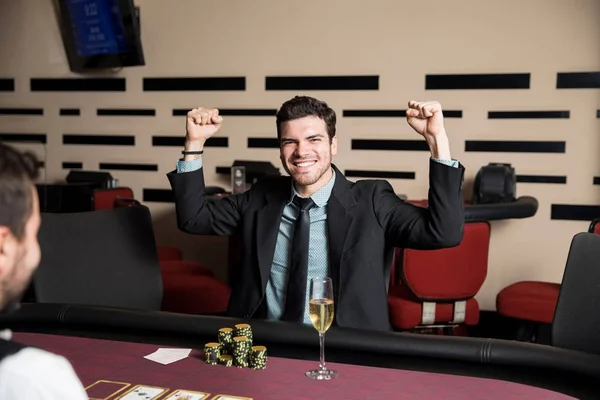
[552,232,600,355]
[34,205,163,310]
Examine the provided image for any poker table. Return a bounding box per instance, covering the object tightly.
[2,304,600,399]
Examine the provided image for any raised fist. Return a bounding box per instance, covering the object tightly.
[186,107,223,143]
[405,101,446,138]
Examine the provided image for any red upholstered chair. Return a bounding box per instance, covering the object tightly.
[496,217,600,341]
[159,259,213,277]
[157,246,184,262]
[161,272,231,315]
[388,221,490,333]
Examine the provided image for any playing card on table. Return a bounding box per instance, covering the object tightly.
[143,348,192,365]
[116,384,168,399]
[163,389,210,399]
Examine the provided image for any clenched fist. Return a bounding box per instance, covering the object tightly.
[186,107,223,143]
[405,101,446,139]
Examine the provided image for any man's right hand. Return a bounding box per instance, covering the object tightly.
[186,107,223,142]
[184,108,223,160]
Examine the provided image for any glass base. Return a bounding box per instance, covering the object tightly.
[305,368,338,380]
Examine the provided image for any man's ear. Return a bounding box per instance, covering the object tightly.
[0,227,16,277]
[331,135,338,156]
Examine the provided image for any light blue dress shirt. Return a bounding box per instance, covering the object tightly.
[176,157,459,324]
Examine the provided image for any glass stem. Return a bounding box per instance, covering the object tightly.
[319,332,326,370]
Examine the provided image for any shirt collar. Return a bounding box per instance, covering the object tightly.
[288,168,336,208]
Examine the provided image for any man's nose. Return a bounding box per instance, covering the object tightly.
[295,141,310,157]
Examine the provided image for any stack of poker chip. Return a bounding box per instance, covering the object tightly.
[204,342,221,365]
[249,345,267,370]
[232,336,251,368]
[234,323,253,345]
[217,327,234,355]
[218,354,233,367]
[204,323,267,369]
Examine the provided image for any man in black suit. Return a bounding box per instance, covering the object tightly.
[168,96,464,331]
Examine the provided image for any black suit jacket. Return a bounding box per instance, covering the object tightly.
[167,160,465,331]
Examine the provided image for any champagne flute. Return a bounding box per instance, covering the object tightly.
[306,276,338,380]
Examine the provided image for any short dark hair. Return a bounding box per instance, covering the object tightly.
[276,96,336,142]
[0,142,40,239]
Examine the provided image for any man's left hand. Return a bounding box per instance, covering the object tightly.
[406,100,446,139]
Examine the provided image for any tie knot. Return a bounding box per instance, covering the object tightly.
[293,196,314,211]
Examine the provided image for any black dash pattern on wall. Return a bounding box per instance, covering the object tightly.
[152,136,228,147]
[516,175,566,184]
[248,138,279,148]
[343,110,462,118]
[425,73,530,90]
[593,177,600,185]
[0,133,46,143]
[0,78,14,91]
[488,111,569,119]
[266,75,379,91]
[551,204,600,221]
[172,108,276,117]
[556,72,600,89]
[143,189,174,203]
[62,162,83,169]
[63,134,135,146]
[143,77,245,91]
[0,108,43,116]
[597,110,600,118]
[352,139,429,151]
[465,140,565,153]
[345,170,415,180]
[31,78,126,92]
[60,108,80,116]
[99,163,158,171]
[97,108,155,116]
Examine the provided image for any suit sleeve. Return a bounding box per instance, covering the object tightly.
[374,159,465,249]
[167,167,251,236]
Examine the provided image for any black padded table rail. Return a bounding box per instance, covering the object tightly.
[1,303,598,399]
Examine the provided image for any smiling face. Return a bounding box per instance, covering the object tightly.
[279,115,338,197]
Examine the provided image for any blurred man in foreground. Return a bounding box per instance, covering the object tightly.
[0,142,87,399]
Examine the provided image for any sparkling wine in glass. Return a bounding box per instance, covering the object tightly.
[306,277,338,380]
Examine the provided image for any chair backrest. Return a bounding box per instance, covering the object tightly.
[93,187,135,210]
[34,205,163,310]
[399,221,490,300]
[588,218,600,235]
[552,232,600,355]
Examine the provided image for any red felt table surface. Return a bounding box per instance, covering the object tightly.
[13,332,574,400]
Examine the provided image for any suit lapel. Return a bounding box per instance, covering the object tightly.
[253,167,356,305]
[256,182,289,290]
[327,165,357,307]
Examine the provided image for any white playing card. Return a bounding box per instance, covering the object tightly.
[163,389,210,400]
[117,385,168,399]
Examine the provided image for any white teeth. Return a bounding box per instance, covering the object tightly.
[295,161,316,167]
